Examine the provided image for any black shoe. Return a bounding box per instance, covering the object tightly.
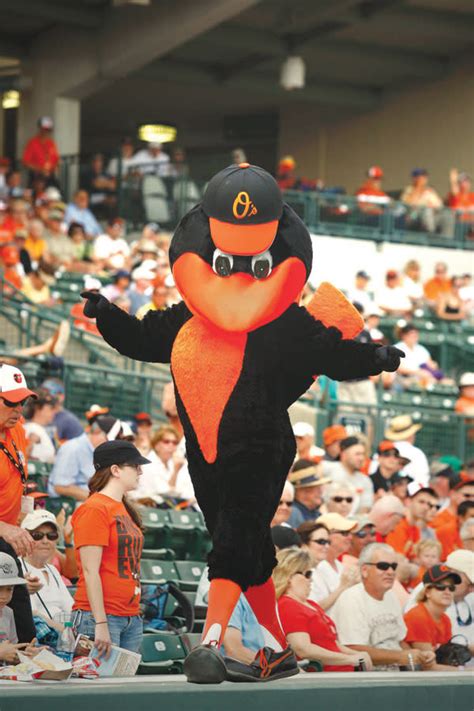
[183,644,227,684]
[224,647,299,683]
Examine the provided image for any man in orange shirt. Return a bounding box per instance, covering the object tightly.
[355,166,390,216]
[436,500,474,559]
[447,169,474,222]
[386,488,440,560]
[423,262,451,305]
[0,364,37,641]
[22,116,59,187]
[430,477,474,530]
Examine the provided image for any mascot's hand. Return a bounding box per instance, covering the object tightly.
[374,345,405,372]
[80,291,109,318]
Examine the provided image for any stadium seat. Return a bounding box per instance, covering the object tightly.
[167,510,210,560]
[138,632,186,675]
[139,508,171,549]
[142,175,171,224]
[140,559,179,585]
[181,632,202,653]
[175,560,206,591]
[45,496,76,518]
[141,548,175,560]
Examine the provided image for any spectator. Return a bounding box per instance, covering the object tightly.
[430,477,474,531]
[292,422,324,462]
[23,389,57,464]
[274,548,373,671]
[287,461,331,528]
[107,138,136,178]
[18,510,73,622]
[404,565,462,670]
[47,415,121,501]
[447,169,474,222]
[322,481,356,517]
[222,595,265,665]
[436,500,474,560]
[0,199,12,244]
[408,539,442,589]
[276,156,297,191]
[68,222,92,265]
[346,271,375,314]
[80,153,116,219]
[41,378,83,443]
[129,142,170,176]
[384,414,429,492]
[0,364,36,642]
[356,166,390,215]
[309,512,359,613]
[297,520,330,567]
[101,270,131,303]
[436,276,466,322]
[271,525,301,551]
[376,270,412,317]
[133,412,153,457]
[389,471,413,502]
[343,517,377,565]
[401,260,424,307]
[64,190,101,238]
[369,495,406,541]
[270,481,295,527]
[322,424,347,462]
[327,437,374,513]
[22,117,59,187]
[136,278,169,320]
[128,425,193,504]
[370,441,404,495]
[460,517,474,552]
[128,264,155,315]
[0,157,10,198]
[24,218,47,267]
[43,208,75,268]
[456,373,474,415]
[93,218,130,271]
[429,460,456,509]
[423,262,450,306]
[394,324,443,387]
[331,543,434,670]
[14,230,32,275]
[72,441,147,654]
[0,552,32,661]
[386,488,440,560]
[400,169,452,235]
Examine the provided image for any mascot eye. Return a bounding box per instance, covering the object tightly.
[251,251,273,280]
[212,249,234,277]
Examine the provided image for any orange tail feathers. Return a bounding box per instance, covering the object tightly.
[305,281,363,339]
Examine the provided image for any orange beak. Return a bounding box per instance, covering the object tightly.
[173,252,307,333]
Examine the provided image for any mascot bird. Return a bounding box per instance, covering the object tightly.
[82,163,403,683]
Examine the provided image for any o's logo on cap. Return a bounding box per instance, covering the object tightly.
[232,191,258,220]
[13,374,22,383]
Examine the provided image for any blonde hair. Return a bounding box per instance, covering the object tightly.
[151,425,179,448]
[272,547,312,599]
[413,539,441,559]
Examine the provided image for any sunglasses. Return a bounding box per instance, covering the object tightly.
[431,583,456,592]
[355,528,376,539]
[1,396,29,408]
[418,500,441,510]
[160,438,178,445]
[31,531,59,541]
[278,500,293,507]
[296,570,313,580]
[365,562,398,571]
[309,538,330,546]
[331,529,352,537]
[332,496,353,504]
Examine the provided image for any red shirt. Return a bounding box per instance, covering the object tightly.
[22,135,59,172]
[404,603,451,649]
[278,595,353,672]
[386,518,420,560]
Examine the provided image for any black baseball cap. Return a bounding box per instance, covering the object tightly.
[202,163,283,256]
[390,472,414,486]
[422,564,461,586]
[93,440,151,470]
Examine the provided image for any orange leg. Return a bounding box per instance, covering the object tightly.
[201,578,241,647]
[244,578,286,651]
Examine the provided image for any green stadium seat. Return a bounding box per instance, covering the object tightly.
[140,559,179,585]
[141,548,175,560]
[46,496,76,518]
[175,560,206,591]
[181,632,202,653]
[138,632,187,675]
[140,508,170,549]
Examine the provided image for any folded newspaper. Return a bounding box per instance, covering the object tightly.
[0,649,73,681]
[75,634,141,677]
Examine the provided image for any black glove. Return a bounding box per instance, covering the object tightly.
[374,345,405,372]
[80,291,109,319]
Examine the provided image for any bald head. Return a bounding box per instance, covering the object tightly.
[369,495,405,536]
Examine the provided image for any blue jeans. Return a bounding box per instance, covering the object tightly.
[73,610,143,654]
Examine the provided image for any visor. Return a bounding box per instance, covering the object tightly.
[209,217,278,256]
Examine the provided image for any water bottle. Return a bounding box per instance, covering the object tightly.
[56,621,76,663]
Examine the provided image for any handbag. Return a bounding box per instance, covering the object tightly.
[140,581,194,633]
[435,635,472,667]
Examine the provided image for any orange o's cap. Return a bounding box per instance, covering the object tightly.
[209,217,278,256]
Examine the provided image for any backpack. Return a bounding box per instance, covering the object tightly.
[140,581,194,633]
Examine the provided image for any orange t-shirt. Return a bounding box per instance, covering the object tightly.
[70,303,100,336]
[386,517,420,560]
[0,422,28,525]
[455,396,474,415]
[24,236,46,262]
[72,493,144,616]
[22,135,59,172]
[430,508,455,530]
[423,277,450,302]
[404,603,451,648]
[436,522,462,560]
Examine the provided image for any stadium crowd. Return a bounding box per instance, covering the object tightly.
[0,116,473,674]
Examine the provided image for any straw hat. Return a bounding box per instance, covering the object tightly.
[385,414,421,441]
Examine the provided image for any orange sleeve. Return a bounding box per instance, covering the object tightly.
[73,504,110,548]
[404,608,433,644]
[386,522,411,557]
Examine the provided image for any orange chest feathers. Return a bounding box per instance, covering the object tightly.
[171,317,247,464]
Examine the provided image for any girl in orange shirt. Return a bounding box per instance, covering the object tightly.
[404,565,461,671]
[72,441,149,655]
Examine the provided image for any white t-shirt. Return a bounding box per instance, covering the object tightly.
[24,422,56,464]
[93,234,130,269]
[309,559,344,614]
[129,150,170,176]
[129,451,194,502]
[345,287,376,314]
[394,441,430,493]
[331,582,406,668]
[376,286,412,312]
[19,560,73,620]
[402,276,424,301]
[325,461,374,512]
[394,341,431,372]
[0,605,17,643]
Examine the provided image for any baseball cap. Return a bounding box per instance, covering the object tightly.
[0,364,37,403]
[438,455,463,474]
[293,421,315,438]
[135,412,152,424]
[377,440,400,456]
[41,378,65,397]
[91,415,122,441]
[271,525,301,550]
[368,165,383,179]
[317,513,357,532]
[21,509,59,532]
[386,269,398,279]
[459,372,474,388]
[339,436,360,452]
[411,168,428,178]
[323,424,347,447]
[38,116,54,130]
[202,163,283,256]
[422,564,461,586]
[356,270,370,280]
[390,472,414,486]
[446,550,474,583]
[429,460,454,479]
[0,552,27,586]
[93,440,151,470]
